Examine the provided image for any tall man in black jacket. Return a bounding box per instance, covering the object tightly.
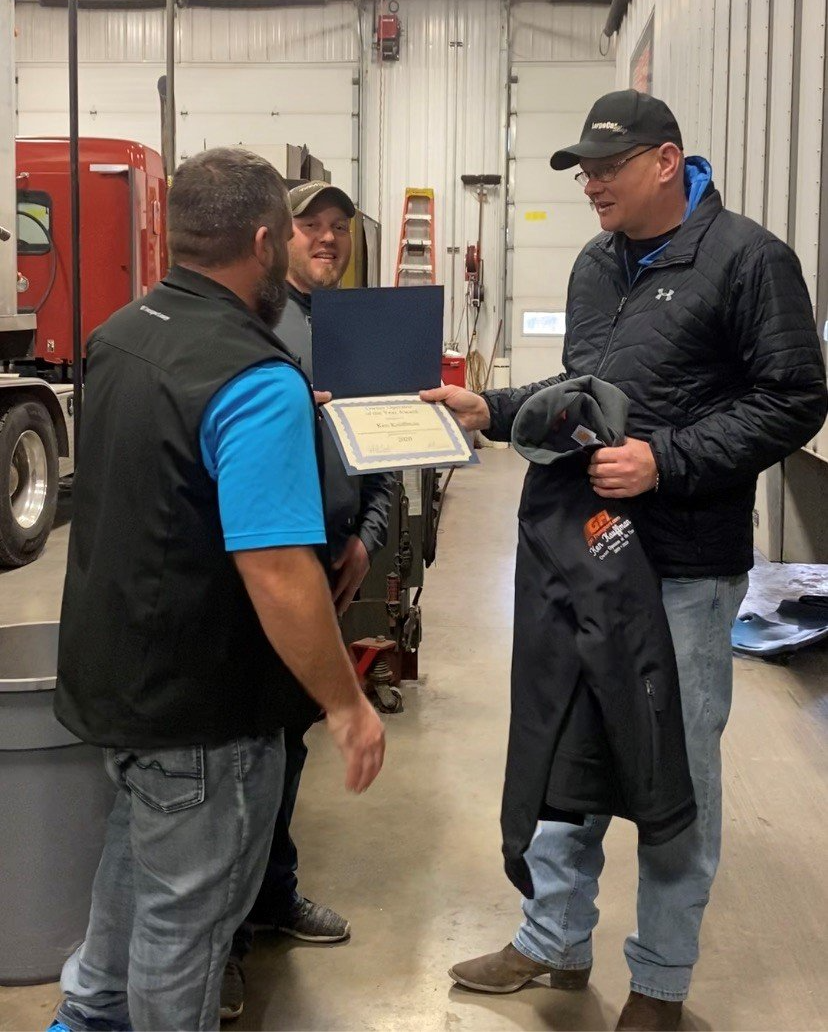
[426,91,827,1030]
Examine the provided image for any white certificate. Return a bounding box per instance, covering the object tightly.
[322,395,475,474]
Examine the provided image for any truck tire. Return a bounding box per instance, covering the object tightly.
[0,399,59,567]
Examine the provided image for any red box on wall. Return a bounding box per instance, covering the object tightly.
[441,356,466,389]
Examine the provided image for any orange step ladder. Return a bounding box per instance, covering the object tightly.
[394,188,435,286]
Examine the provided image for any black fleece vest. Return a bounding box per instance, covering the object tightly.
[54,267,322,748]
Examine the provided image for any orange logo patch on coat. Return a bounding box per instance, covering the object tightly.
[584,510,619,548]
[584,509,635,560]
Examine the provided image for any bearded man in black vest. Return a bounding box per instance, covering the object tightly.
[221,181,395,1021]
[52,148,385,1032]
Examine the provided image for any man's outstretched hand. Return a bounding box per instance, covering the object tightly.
[419,385,491,432]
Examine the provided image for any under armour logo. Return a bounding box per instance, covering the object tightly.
[655,288,675,301]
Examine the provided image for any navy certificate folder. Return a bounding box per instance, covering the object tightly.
[310,285,444,397]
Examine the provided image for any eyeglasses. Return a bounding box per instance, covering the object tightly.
[574,146,658,188]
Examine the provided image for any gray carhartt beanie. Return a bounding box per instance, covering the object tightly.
[511,375,629,465]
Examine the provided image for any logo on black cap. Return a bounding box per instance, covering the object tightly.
[550,90,683,171]
[591,121,628,134]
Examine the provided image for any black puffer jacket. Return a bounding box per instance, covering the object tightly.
[484,186,828,577]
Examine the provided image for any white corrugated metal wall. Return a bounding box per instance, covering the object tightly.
[360,0,508,351]
[510,0,610,60]
[615,0,826,339]
[14,2,361,196]
[13,1,360,62]
[12,0,619,357]
[614,1,821,271]
[615,0,828,562]
[12,0,510,347]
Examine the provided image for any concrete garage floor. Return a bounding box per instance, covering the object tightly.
[1,448,827,1032]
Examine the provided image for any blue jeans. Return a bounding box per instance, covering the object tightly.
[514,574,748,1002]
[57,735,285,1032]
[229,728,308,960]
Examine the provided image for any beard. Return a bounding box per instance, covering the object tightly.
[255,266,288,327]
[292,252,347,292]
[309,262,344,289]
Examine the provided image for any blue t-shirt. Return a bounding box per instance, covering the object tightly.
[200,361,326,552]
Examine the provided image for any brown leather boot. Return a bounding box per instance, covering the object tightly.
[616,991,683,1031]
[449,943,591,994]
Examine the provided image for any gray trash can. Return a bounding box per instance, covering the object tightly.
[0,622,115,986]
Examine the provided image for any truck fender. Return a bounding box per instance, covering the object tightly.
[0,380,71,457]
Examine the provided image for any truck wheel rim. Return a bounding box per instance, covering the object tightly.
[10,430,48,530]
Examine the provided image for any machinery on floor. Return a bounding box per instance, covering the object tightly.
[343,468,440,712]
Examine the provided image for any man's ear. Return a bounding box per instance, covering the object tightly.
[252,225,272,267]
[658,143,684,185]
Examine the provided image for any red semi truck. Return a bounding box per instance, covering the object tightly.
[0,137,167,566]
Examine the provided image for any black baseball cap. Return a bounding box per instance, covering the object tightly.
[550,90,683,170]
[289,180,356,218]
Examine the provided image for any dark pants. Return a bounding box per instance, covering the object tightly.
[229,728,308,960]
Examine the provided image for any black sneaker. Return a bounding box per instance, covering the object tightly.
[277,897,351,943]
[219,956,245,1022]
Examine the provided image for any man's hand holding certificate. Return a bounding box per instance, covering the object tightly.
[419,383,492,432]
[310,286,478,475]
[323,394,473,474]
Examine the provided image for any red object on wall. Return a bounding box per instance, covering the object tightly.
[441,355,466,389]
[377,14,401,60]
[15,137,167,365]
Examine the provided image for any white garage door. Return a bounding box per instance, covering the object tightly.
[17,62,357,193]
[509,62,616,386]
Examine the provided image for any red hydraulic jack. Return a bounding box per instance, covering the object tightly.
[350,637,403,714]
[349,493,422,715]
[350,566,420,714]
